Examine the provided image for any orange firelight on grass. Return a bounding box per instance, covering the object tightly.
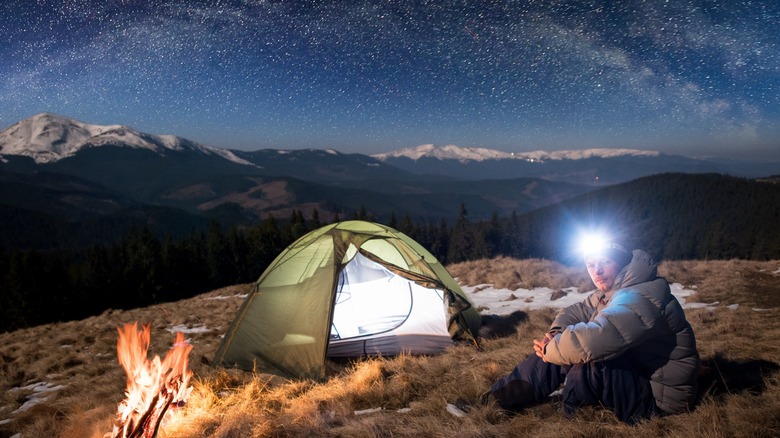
[111,322,193,438]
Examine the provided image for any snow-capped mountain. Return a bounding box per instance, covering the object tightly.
[371,143,773,184]
[514,148,661,161]
[372,144,661,163]
[0,113,253,166]
[373,144,515,162]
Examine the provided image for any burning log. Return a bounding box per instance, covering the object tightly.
[110,323,193,438]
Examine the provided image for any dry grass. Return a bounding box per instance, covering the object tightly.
[1,259,779,438]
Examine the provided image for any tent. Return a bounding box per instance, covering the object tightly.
[212,220,481,379]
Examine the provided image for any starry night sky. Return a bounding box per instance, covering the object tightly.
[1,0,779,159]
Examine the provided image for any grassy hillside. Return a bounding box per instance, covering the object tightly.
[1,258,779,437]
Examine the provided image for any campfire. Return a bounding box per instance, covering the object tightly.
[110,323,193,438]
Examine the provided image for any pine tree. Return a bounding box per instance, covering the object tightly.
[447,203,472,263]
[399,213,414,235]
[122,225,164,307]
[354,205,368,221]
[504,210,522,257]
[310,209,322,230]
[205,221,228,289]
[288,209,307,240]
[388,212,398,229]
[0,250,30,331]
[426,220,448,261]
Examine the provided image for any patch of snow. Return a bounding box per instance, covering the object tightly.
[677,302,741,311]
[462,284,585,315]
[445,403,467,417]
[167,324,210,334]
[8,382,66,416]
[462,281,702,315]
[0,419,11,426]
[354,407,383,415]
[752,308,771,312]
[669,283,697,304]
[205,294,248,300]
[682,302,721,310]
[13,395,53,414]
[10,382,66,394]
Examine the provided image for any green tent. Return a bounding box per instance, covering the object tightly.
[212,220,481,380]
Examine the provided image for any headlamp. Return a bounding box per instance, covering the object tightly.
[576,230,632,267]
[576,231,611,256]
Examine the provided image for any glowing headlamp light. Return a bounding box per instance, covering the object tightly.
[576,231,632,266]
[576,231,612,256]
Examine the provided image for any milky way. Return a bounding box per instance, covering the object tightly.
[1,0,778,158]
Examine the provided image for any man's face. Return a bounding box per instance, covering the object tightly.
[585,255,622,291]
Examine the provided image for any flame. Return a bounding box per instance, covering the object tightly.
[111,322,193,438]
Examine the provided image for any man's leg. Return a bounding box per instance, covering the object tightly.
[561,356,658,424]
[488,354,566,411]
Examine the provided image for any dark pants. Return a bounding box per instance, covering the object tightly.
[490,353,659,424]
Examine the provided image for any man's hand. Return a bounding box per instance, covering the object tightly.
[533,332,555,361]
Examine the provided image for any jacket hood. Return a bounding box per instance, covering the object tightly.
[612,249,657,291]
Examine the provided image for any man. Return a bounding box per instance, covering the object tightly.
[484,242,699,424]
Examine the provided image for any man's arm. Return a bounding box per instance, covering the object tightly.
[534,292,598,361]
[543,291,661,365]
[548,291,598,333]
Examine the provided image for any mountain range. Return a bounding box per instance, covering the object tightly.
[2,113,779,249]
[373,144,780,184]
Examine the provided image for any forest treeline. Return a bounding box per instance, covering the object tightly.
[0,208,478,332]
[1,172,779,332]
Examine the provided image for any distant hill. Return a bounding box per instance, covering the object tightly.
[0,170,133,220]
[506,173,780,262]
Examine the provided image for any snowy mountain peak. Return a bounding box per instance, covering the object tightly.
[0,113,254,166]
[519,148,662,161]
[373,144,514,162]
[373,144,661,163]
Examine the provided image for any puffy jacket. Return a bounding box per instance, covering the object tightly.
[542,250,699,414]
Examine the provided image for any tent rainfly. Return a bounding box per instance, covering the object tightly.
[212,220,482,379]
